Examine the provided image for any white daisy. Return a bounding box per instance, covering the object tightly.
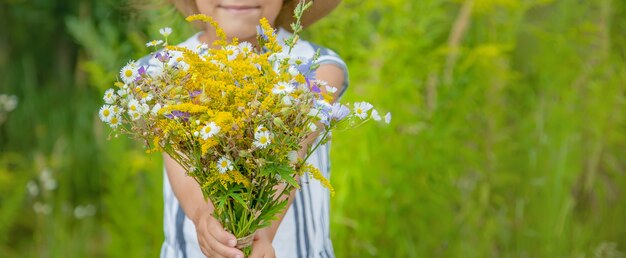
[109,115,122,128]
[238,42,253,54]
[159,27,172,37]
[127,99,140,113]
[385,112,392,124]
[129,110,142,121]
[225,45,240,61]
[325,85,338,94]
[288,56,307,66]
[99,105,114,122]
[145,40,164,47]
[353,101,373,119]
[216,157,233,174]
[253,130,272,149]
[200,122,221,140]
[255,125,266,134]
[103,89,117,104]
[272,82,295,95]
[119,61,138,84]
[151,103,162,115]
[112,105,124,115]
[143,94,154,102]
[371,109,381,121]
[117,88,128,97]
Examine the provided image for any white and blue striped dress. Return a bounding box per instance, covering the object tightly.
[141,28,349,258]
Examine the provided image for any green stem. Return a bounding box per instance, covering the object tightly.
[298,128,331,168]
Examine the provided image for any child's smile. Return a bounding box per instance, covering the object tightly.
[197,0,283,43]
[217,3,262,15]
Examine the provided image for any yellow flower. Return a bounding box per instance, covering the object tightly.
[303,163,335,196]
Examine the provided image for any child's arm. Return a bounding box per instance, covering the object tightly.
[252,63,346,248]
[164,154,245,258]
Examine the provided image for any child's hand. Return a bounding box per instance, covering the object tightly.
[248,232,276,258]
[192,207,244,258]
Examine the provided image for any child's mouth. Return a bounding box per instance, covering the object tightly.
[218,5,261,14]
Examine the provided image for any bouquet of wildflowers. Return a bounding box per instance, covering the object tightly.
[98,2,389,255]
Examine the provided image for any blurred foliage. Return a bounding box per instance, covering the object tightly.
[1,0,625,257]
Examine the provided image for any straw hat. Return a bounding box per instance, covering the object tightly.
[276,0,341,31]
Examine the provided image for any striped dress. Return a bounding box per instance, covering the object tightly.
[140,28,349,258]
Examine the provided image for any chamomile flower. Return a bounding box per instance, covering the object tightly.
[255,125,267,134]
[146,40,164,47]
[371,109,381,121]
[117,88,128,97]
[159,27,172,37]
[288,56,307,66]
[353,101,373,119]
[129,111,142,121]
[225,45,239,61]
[112,105,124,115]
[238,42,253,54]
[253,130,272,149]
[99,105,114,122]
[325,85,338,94]
[216,157,233,174]
[127,99,140,113]
[103,89,117,104]
[200,122,221,140]
[119,61,138,84]
[109,115,121,128]
[272,82,295,95]
[385,112,392,124]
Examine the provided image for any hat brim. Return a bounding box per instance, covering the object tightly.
[276,0,341,32]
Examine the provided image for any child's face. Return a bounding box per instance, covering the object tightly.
[196,0,284,40]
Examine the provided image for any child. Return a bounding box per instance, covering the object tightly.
[139,0,349,257]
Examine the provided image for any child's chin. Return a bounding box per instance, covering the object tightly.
[222,24,260,41]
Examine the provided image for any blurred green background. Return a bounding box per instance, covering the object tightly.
[1,0,626,257]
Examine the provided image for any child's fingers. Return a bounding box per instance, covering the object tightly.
[204,218,242,258]
[207,235,243,258]
[208,217,237,247]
